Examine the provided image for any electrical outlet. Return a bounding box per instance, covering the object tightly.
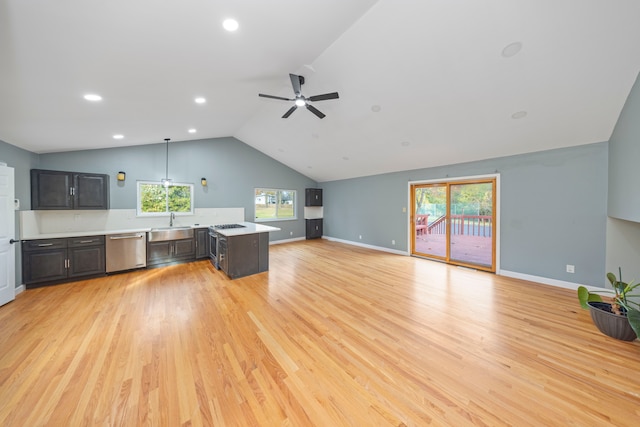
[566,264,575,273]
[290,231,293,236]
[359,235,362,239]
[392,240,395,245]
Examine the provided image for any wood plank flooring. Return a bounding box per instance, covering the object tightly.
[1,240,639,426]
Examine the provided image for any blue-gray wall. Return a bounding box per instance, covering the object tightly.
[38,137,317,240]
[322,142,608,286]
[606,72,640,283]
[0,136,316,287]
[609,72,640,222]
[3,108,635,290]
[0,139,40,210]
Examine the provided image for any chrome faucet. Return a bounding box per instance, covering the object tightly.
[169,212,175,227]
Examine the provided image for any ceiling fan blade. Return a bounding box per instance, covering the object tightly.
[282,105,297,118]
[289,73,302,96]
[307,92,339,102]
[259,93,293,101]
[306,104,326,119]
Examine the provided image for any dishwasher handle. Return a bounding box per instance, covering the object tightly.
[109,234,145,240]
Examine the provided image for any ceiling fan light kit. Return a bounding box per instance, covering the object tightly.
[259,73,339,119]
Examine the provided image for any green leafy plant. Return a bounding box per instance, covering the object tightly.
[578,267,640,339]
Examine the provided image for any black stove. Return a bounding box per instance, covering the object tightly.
[213,223,246,229]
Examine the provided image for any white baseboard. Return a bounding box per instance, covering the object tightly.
[322,236,409,256]
[270,236,306,245]
[15,284,25,295]
[498,270,608,292]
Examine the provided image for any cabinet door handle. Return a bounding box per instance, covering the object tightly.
[38,243,53,247]
[79,240,94,244]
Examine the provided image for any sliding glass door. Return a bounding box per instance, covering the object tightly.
[412,184,447,260]
[411,178,496,272]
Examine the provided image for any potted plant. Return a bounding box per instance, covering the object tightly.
[577,268,640,341]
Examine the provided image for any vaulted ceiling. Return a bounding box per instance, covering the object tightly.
[1,1,639,182]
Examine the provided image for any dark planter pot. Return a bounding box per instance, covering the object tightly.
[587,301,637,341]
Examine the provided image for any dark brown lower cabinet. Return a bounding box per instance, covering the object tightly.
[22,236,106,288]
[306,219,323,239]
[195,228,210,259]
[219,233,269,279]
[147,237,196,267]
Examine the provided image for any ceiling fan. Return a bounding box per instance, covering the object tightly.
[259,73,339,119]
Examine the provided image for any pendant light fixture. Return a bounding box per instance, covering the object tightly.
[161,138,172,187]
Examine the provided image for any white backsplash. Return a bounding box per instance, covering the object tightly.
[303,206,324,219]
[20,208,244,239]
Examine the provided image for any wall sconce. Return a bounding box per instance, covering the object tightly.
[117,171,126,182]
[201,177,207,186]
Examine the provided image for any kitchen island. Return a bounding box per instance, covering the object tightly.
[210,222,280,279]
[19,211,281,287]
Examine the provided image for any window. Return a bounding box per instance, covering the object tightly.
[254,188,296,221]
[137,181,194,216]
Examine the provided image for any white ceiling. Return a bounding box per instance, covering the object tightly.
[1,1,639,182]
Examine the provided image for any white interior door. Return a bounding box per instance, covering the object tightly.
[0,164,16,306]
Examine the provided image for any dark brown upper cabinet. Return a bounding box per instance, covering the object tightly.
[305,188,323,207]
[31,169,110,210]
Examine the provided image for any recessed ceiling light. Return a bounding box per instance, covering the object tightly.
[84,94,102,101]
[511,111,527,119]
[195,97,206,104]
[222,18,239,32]
[113,134,124,140]
[502,41,523,58]
[401,141,410,147]
[342,156,349,161]
[188,128,197,133]
[371,105,381,112]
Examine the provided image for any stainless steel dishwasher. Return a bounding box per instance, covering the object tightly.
[106,232,147,273]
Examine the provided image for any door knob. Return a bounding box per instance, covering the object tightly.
[9,239,19,244]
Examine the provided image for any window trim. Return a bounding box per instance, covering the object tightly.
[136,180,195,217]
[254,188,297,222]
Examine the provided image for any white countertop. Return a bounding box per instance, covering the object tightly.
[21,222,280,240]
[211,222,280,237]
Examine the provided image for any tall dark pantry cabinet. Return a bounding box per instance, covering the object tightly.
[305,188,323,239]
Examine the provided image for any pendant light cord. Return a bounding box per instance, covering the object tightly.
[164,138,170,181]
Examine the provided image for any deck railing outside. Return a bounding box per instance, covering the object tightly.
[422,214,492,237]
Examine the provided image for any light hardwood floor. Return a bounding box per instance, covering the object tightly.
[1,240,639,426]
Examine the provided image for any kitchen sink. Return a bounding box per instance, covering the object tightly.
[148,227,194,242]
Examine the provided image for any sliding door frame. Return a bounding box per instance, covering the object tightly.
[408,173,500,272]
